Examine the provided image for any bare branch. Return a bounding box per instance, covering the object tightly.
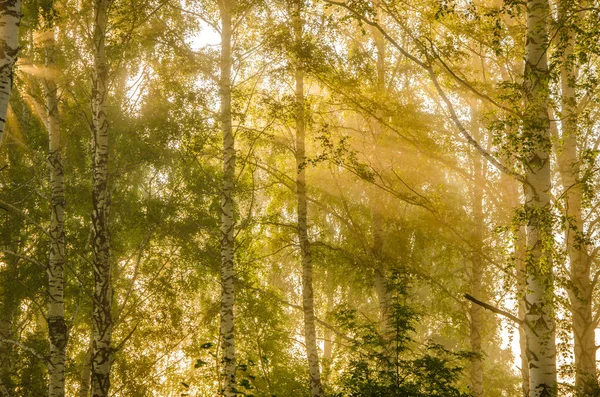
[428,69,525,182]
[464,294,523,325]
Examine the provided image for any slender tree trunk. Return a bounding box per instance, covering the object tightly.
[294,2,324,396]
[504,173,530,396]
[91,0,113,395]
[44,29,67,397]
[218,1,236,395]
[522,0,556,395]
[0,311,11,397]
[556,3,597,394]
[79,341,93,397]
[0,0,21,139]
[469,105,484,397]
[372,210,389,325]
[517,225,530,397]
[370,0,391,331]
[322,287,333,363]
[322,270,334,382]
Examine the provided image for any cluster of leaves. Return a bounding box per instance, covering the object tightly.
[332,272,473,397]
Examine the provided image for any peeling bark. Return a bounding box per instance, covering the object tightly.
[44,29,67,397]
[91,0,113,395]
[218,1,236,395]
[0,0,21,140]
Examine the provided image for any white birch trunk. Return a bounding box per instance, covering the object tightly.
[517,225,530,397]
[91,0,113,395]
[523,0,556,395]
[294,2,324,396]
[44,29,67,397]
[557,3,597,393]
[469,105,484,397]
[0,0,21,140]
[504,175,529,396]
[218,1,236,395]
[79,342,92,397]
[322,270,334,383]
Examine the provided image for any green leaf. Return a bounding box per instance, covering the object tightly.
[194,359,207,368]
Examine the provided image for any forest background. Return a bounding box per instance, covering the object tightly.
[0,0,598,396]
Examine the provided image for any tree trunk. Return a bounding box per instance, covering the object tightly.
[79,341,93,397]
[44,29,67,397]
[370,0,391,332]
[322,271,334,382]
[91,0,113,396]
[0,0,21,139]
[504,173,530,396]
[523,0,556,395]
[469,104,484,397]
[0,312,11,397]
[556,2,597,394]
[517,225,530,397]
[294,2,324,396]
[218,1,236,395]
[372,210,390,327]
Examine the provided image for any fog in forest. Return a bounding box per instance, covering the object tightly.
[0,0,598,396]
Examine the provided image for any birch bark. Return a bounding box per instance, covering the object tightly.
[79,342,92,397]
[0,0,21,140]
[504,173,529,396]
[294,2,323,396]
[523,0,556,395]
[469,105,484,397]
[556,2,597,393]
[218,0,236,395]
[517,225,530,397]
[91,0,113,395]
[44,29,67,397]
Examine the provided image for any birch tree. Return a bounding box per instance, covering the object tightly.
[468,104,484,397]
[369,0,391,332]
[218,0,236,395]
[0,0,21,140]
[554,2,598,394]
[522,0,556,394]
[43,27,67,397]
[293,1,324,395]
[91,0,113,395]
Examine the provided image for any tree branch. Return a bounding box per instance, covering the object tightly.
[427,69,525,182]
[464,294,523,325]
[0,337,47,362]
